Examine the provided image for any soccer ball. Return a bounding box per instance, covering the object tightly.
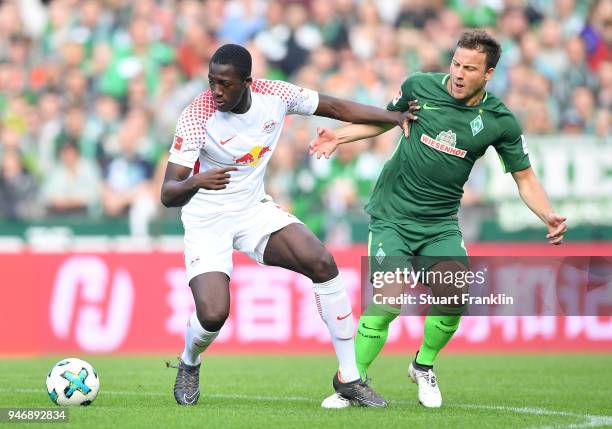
[46,358,100,406]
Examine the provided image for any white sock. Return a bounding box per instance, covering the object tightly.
[181,312,219,366]
[313,273,360,382]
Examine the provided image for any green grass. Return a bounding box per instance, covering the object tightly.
[0,354,611,428]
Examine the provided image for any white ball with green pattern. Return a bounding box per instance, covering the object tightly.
[46,358,100,406]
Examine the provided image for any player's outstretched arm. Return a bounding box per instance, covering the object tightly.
[512,166,567,245]
[315,95,419,137]
[160,161,238,207]
[310,100,421,159]
[309,123,393,159]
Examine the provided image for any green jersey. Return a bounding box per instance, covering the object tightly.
[365,72,530,222]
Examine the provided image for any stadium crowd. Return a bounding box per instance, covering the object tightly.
[0,0,609,240]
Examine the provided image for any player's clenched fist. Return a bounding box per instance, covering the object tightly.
[193,167,238,190]
[397,99,420,137]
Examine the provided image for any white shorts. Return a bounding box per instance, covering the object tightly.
[182,198,302,281]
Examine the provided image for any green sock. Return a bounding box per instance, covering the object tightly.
[355,304,400,379]
[416,309,462,366]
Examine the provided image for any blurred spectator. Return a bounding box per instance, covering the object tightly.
[36,90,63,173]
[562,86,598,133]
[519,32,557,81]
[217,0,266,45]
[314,139,375,244]
[537,18,568,80]
[554,0,587,36]
[594,108,610,137]
[81,94,121,164]
[3,95,30,139]
[130,0,175,43]
[102,108,155,164]
[40,141,100,216]
[63,68,92,108]
[255,2,320,77]
[126,74,150,111]
[267,142,298,211]
[0,149,38,220]
[349,0,383,60]
[42,0,74,57]
[311,0,349,48]
[60,40,87,70]
[6,35,31,87]
[451,0,498,28]
[580,0,612,72]
[98,17,174,98]
[176,24,214,79]
[254,2,290,75]
[0,2,24,43]
[491,6,526,85]
[556,36,598,109]
[501,6,529,42]
[70,0,114,55]
[398,0,442,30]
[325,56,362,99]
[151,63,196,146]
[597,60,612,109]
[282,3,322,75]
[523,98,555,134]
[55,105,87,161]
[101,118,155,236]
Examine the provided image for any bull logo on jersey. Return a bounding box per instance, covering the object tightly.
[234,145,272,166]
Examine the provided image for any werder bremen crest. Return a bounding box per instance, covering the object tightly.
[435,130,457,147]
[375,246,386,264]
[470,114,484,136]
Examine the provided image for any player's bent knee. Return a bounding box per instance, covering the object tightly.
[195,303,229,332]
[307,251,338,283]
[201,314,228,332]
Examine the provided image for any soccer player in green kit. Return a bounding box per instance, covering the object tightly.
[311,30,567,408]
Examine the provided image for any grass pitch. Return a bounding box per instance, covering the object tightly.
[0,354,611,428]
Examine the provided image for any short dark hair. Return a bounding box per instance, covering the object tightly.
[456,30,501,70]
[210,44,252,80]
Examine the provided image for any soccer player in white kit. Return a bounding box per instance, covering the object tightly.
[161,44,417,407]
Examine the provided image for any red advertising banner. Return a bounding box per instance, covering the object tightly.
[1,243,611,355]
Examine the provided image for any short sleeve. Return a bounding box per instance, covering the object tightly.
[493,116,531,173]
[386,76,414,112]
[251,79,319,116]
[168,92,215,168]
[287,85,319,115]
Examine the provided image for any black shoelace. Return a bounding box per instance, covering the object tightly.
[166,360,199,390]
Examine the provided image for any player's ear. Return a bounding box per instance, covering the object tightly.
[484,67,495,82]
[244,76,252,88]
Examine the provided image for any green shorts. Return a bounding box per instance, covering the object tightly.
[368,216,468,277]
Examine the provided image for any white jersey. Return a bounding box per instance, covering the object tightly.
[168,79,319,219]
